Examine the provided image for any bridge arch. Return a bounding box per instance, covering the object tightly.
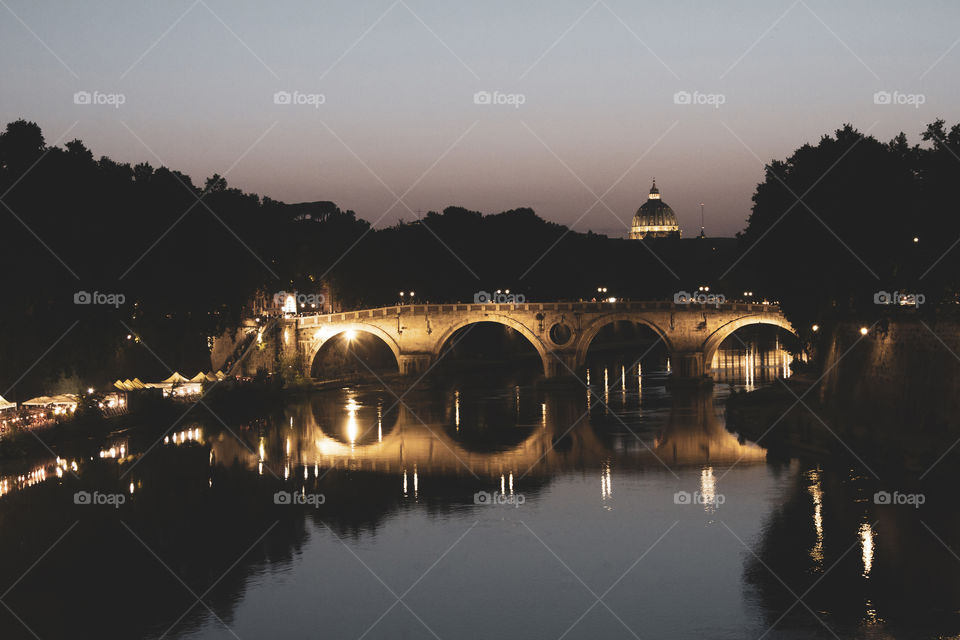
[305,323,402,376]
[574,312,674,369]
[701,314,797,373]
[430,315,551,376]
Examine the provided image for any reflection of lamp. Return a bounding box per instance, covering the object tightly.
[346,397,359,445]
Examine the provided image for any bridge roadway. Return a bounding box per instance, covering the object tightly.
[240,300,794,383]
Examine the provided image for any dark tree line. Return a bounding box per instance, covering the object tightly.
[735,121,960,349]
[14,118,944,396]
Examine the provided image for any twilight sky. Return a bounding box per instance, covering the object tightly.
[2,0,958,237]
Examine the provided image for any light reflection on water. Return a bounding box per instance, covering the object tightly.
[0,344,955,639]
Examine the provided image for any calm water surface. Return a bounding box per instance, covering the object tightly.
[0,343,956,639]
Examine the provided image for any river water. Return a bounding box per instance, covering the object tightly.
[0,341,956,639]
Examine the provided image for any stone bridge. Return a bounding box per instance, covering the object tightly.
[238,300,794,383]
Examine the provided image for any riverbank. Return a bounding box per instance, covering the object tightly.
[0,378,290,468]
[726,317,960,475]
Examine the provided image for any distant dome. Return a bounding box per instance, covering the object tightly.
[629,179,681,239]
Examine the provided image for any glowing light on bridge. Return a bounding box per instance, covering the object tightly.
[859,326,869,336]
[345,330,357,342]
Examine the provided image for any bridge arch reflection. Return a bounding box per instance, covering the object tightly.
[212,385,767,481]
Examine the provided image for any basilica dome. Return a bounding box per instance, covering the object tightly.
[629,179,681,239]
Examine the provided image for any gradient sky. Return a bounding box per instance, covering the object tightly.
[2,0,958,237]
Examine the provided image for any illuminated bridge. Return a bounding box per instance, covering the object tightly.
[224,301,794,383]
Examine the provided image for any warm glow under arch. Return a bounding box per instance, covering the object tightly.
[305,323,402,373]
[701,314,797,373]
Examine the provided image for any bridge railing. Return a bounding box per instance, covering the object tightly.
[294,301,781,326]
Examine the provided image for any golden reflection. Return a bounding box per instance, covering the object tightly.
[163,428,203,447]
[860,522,875,578]
[413,464,419,498]
[0,457,79,499]
[455,391,460,431]
[586,370,592,412]
[621,365,626,406]
[601,460,612,500]
[712,342,793,386]
[604,368,609,412]
[402,468,408,497]
[208,385,770,485]
[345,396,359,446]
[700,467,717,512]
[807,468,824,569]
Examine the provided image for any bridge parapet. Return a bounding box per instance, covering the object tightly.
[294,301,781,327]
